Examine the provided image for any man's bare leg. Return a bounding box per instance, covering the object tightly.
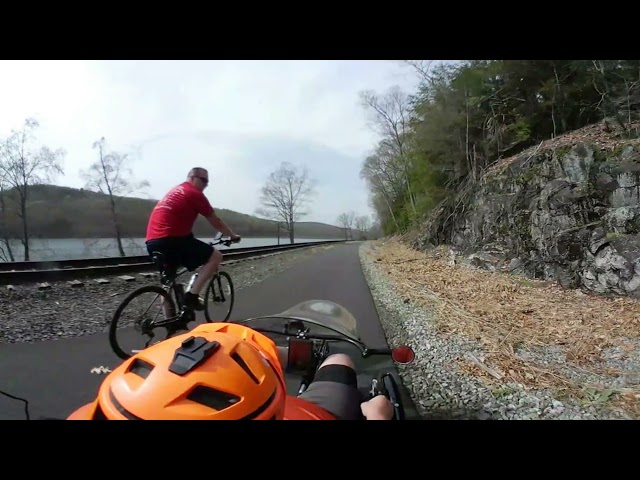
[190,249,223,295]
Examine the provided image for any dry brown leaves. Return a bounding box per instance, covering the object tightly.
[484,121,640,177]
[371,239,640,412]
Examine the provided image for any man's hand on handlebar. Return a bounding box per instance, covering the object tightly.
[230,234,241,243]
[361,395,394,420]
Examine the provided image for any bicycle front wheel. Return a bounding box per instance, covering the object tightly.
[109,285,177,360]
[204,271,235,322]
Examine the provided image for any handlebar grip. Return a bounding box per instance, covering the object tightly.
[369,374,404,420]
[381,373,404,421]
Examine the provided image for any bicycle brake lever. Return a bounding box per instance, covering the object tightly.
[370,378,384,398]
[369,379,377,397]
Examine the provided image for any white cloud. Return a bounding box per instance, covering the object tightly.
[0,60,422,226]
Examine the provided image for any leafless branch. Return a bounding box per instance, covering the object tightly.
[80,137,150,256]
[0,118,65,260]
[254,161,316,244]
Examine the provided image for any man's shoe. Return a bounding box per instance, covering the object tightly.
[184,292,205,311]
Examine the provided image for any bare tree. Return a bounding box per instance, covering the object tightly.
[360,147,405,231]
[0,168,15,261]
[354,215,372,239]
[255,162,316,244]
[368,214,383,239]
[81,137,150,257]
[359,86,417,215]
[403,60,436,84]
[336,211,356,240]
[0,118,64,261]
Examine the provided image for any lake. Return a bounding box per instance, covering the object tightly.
[0,236,343,262]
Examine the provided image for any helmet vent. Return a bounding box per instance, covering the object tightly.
[240,388,277,420]
[187,385,241,411]
[128,359,154,379]
[109,388,143,420]
[231,352,259,384]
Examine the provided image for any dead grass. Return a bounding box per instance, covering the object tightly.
[485,121,640,177]
[369,238,640,415]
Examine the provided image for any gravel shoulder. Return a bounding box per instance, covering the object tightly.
[0,244,336,345]
[359,240,640,420]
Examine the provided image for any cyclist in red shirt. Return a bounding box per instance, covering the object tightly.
[145,167,241,311]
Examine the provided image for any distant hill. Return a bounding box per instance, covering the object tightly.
[0,184,351,240]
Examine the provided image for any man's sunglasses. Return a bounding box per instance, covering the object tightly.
[193,176,209,184]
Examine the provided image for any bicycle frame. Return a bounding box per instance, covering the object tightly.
[155,278,204,332]
[109,235,238,360]
[149,236,233,329]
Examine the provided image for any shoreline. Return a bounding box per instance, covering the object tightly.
[0,236,347,263]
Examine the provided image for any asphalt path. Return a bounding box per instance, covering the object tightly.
[0,242,420,420]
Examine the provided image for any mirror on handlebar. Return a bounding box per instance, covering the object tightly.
[391,345,415,364]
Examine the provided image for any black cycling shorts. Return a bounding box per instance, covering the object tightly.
[145,234,214,271]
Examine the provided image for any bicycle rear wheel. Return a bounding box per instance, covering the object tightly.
[203,271,235,322]
[109,285,177,360]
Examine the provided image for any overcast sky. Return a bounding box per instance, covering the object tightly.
[0,60,423,226]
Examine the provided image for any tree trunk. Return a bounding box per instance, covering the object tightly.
[19,189,29,261]
[109,195,125,256]
[0,191,15,261]
[288,216,294,244]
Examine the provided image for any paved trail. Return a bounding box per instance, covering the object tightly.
[0,243,420,420]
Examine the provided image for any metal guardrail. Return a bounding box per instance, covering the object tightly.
[0,240,345,284]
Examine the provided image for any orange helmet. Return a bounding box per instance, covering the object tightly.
[71,322,286,420]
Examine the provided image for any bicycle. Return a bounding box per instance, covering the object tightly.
[108,233,237,360]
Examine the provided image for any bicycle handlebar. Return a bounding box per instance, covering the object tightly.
[210,235,241,247]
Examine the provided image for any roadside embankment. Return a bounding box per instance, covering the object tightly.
[359,239,640,420]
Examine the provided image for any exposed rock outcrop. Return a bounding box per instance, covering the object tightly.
[414,122,640,298]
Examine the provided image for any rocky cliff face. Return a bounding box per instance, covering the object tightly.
[415,122,640,298]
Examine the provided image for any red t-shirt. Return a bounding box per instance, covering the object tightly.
[146,182,214,241]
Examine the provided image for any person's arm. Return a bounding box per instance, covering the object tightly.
[205,211,241,242]
[191,190,241,242]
